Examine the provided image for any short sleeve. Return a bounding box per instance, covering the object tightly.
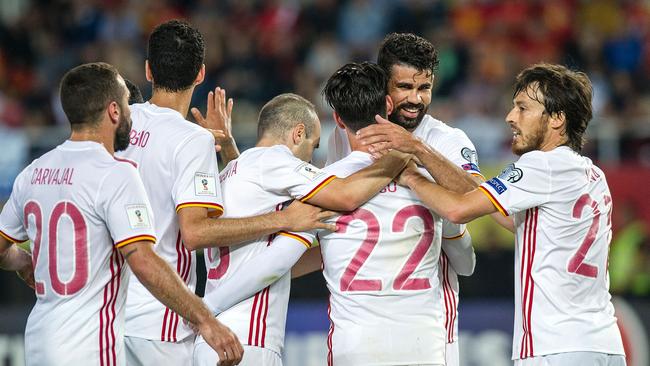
[478,152,551,216]
[260,147,336,202]
[431,129,482,177]
[0,173,28,243]
[99,165,157,248]
[172,131,224,216]
[441,219,466,240]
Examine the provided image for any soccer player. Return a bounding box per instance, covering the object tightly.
[115,20,334,365]
[328,33,478,364]
[397,63,626,366]
[200,62,465,366]
[193,91,412,366]
[0,62,242,366]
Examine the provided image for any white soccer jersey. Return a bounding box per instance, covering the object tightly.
[478,146,625,360]
[0,140,156,366]
[199,145,335,356]
[296,151,446,366]
[115,102,223,343]
[326,114,479,348]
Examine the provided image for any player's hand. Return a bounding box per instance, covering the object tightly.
[16,262,35,290]
[396,160,421,188]
[198,317,243,366]
[356,115,423,156]
[281,200,338,232]
[191,87,236,153]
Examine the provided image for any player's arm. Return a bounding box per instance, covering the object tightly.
[305,150,411,212]
[399,162,496,224]
[292,246,322,278]
[356,115,478,193]
[178,200,336,250]
[0,236,30,271]
[120,241,242,365]
[191,86,240,165]
[441,223,475,276]
[203,232,313,314]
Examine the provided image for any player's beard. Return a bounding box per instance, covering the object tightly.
[388,102,428,130]
[114,113,132,152]
[511,116,547,156]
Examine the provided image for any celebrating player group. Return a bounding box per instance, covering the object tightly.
[0,19,626,366]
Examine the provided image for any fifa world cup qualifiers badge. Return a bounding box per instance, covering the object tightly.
[126,204,152,229]
[194,172,217,196]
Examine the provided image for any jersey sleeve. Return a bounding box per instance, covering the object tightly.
[259,147,336,202]
[99,165,157,248]
[441,220,475,276]
[478,151,551,216]
[172,131,224,216]
[430,128,483,177]
[0,172,28,243]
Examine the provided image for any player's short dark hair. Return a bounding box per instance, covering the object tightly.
[60,62,125,128]
[258,93,319,139]
[147,20,204,92]
[322,62,387,132]
[124,78,144,104]
[514,63,593,152]
[377,33,438,77]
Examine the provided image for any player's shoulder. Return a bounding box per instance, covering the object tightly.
[132,102,211,140]
[323,151,372,177]
[416,115,473,145]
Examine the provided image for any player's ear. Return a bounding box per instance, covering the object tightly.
[194,64,206,86]
[145,60,153,83]
[107,101,120,125]
[549,111,566,131]
[332,112,346,130]
[385,95,394,116]
[292,123,306,145]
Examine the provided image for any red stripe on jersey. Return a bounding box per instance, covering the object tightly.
[99,256,109,366]
[440,255,452,343]
[248,292,260,345]
[113,156,138,168]
[520,210,530,359]
[254,287,266,346]
[327,296,334,366]
[526,208,539,357]
[109,252,124,365]
[443,253,458,343]
[261,287,270,347]
[161,308,170,342]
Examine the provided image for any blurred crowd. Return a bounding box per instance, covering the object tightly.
[0,0,649,163]
[0,0,649,299]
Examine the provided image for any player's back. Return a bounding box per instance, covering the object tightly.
[116,101,220,342]
[507,147,624,359]
[319,152,445,366]
[203,145,333,355]
[9,141,149,365]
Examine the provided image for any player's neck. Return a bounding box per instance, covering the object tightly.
[149,88,194,118]
[346,129,371,154]
[255,135,284,148]
[69,128,113,155]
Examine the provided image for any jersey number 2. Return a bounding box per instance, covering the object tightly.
[24,201,89,296]
[567,193,612,278]
[337,205,434,292]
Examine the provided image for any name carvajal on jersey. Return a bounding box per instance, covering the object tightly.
[126,204,152,229]
[194,172,217,196]
[295,162,326,181]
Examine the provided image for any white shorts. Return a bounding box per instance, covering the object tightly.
[445,341,459,366]
[193,341,282,366]
[514,352,626,366]
[125,336,194,366]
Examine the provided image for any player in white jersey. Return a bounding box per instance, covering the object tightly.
[397,63,626,365]
[328,33,479,365]
[194,90,412,366]
[0,63,242,366]
[117,20,336,365]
